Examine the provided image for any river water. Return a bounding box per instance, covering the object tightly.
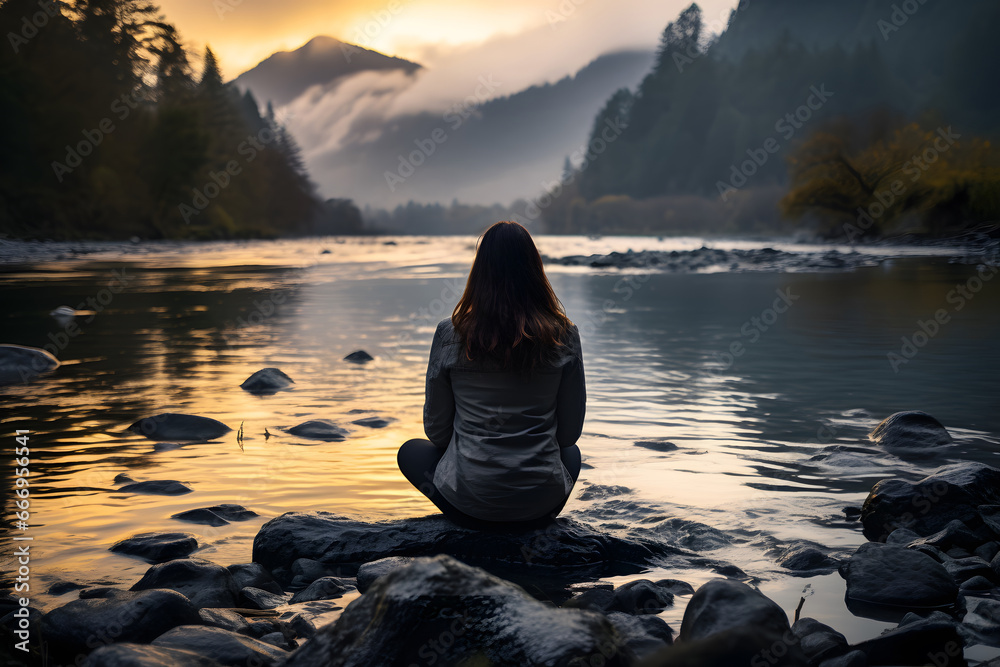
[1,235,999,656]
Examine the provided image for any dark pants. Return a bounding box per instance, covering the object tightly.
[397,438,582,531]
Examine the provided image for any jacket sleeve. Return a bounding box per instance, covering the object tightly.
[556,325,586,448]
[423,320,456,449]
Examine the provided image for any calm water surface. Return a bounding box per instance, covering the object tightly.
[1,236,999,653]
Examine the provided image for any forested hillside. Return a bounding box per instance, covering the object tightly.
[0,0,362,240]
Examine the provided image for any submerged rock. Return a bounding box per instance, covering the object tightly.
[240,368,294,395]
[860,462,1000,541]
[253,512,692,587]
[285,419,349,442]
[840,542,958,616]
[109,532,198,563]
[633,440,679,453]
[117,480,193,496]
[172,504,258,527]
[39,590,201,657]
[281,555,634,667]
[869,410,952,457]
[343,350,373,363]
[152,625,287,666]
[131,559,239,609]
[83,643,222,667]
[128,413,231,441]
[350,416,392,428]
[0,343,59,385]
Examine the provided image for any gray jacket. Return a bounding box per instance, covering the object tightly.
[424,317,586,521]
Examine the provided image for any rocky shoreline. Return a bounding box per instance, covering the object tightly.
[2,411,998,666]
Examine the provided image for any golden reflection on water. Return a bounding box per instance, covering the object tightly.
[1,236,999,633]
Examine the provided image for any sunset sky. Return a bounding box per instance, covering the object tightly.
[157,0,740,80]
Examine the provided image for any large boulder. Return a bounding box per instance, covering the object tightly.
[869,410,953,457]
[131,559,239,608]
[281,555,634,666]
[39,589,201,658]
[128,413,231,441]
[83,643,222,666]
[109,532,198,563]
[240,368,293,395]
[0,344,59,385]
[839,542,958,617]
[860,462,1000,541]
[253,512,690,586]
[152,625,287,666]
[679,579,791,642]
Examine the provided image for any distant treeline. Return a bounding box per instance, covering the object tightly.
[542,2,1000,240]
[0,0,362,240]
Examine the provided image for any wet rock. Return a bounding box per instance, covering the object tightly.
[253,512,691,587]
[356,557,414,593]
[172,504,257,527]
[152,625,287,666]
[840,542,958,614]
[679,579,791,642]
[0,343,59,385]
[908,519,983,552]
[79,587,124,599]
[128,413,232,441]
[118,480,193,496]
[959,575,995,592]
[869,410,952,457]
[851,615,964,666]
[39,589,201,657]
[980,505,1000,535]
[607,579,674,615]
[776,542,840,574]
[47,580,86,596]
[343,350,373,363]
[227,563,282,595]
[199,608,252,635]
[941,555,995,583]
[633,439,678,453]
[289,577,353,604]
[285,419,348,442]
[792,617,848,664]
[860,462,1000,541]
[240,368,294,395]
[82,643,222,666]
[654,579,695,596]
[131,558,239,608]
[110,532,198,563]
[281,555,633,667]
[239,587,289,610]
[289,558,349,587]
[113,473,136,484]
[962,596,1000,642]
[258,631,291,649]
[975,540,1000,562]
[563,587,615,612]
[350,416,392,428]
[886,527,922,545]
[605,611,673,659]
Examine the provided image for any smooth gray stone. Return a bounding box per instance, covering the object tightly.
[40,590,201,657]
[679,579,790,642]
[118,480,193,496]
[240,368,294,394]
[792,617,848,664]
[131,559,239,609]
[776,542,839,573]
[285,419,348,441]
[128,413,232,441]
[199,608,251,635]
[152,625,287,666]
[281,555,633,667]
[82,643,222,666]
[653,579,695,596]
[289,577,353,604]
[869,410,953,456]
[606,579,674,615]
[110,532,198,563]
[227,563,282,595]
[239,587,289,610]
[605,611,673,659]
[0,343,59,385]
[840,542,958,612]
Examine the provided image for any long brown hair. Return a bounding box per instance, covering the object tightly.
[452,221,572,371]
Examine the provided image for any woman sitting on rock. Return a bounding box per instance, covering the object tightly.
[397,220,585,530]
